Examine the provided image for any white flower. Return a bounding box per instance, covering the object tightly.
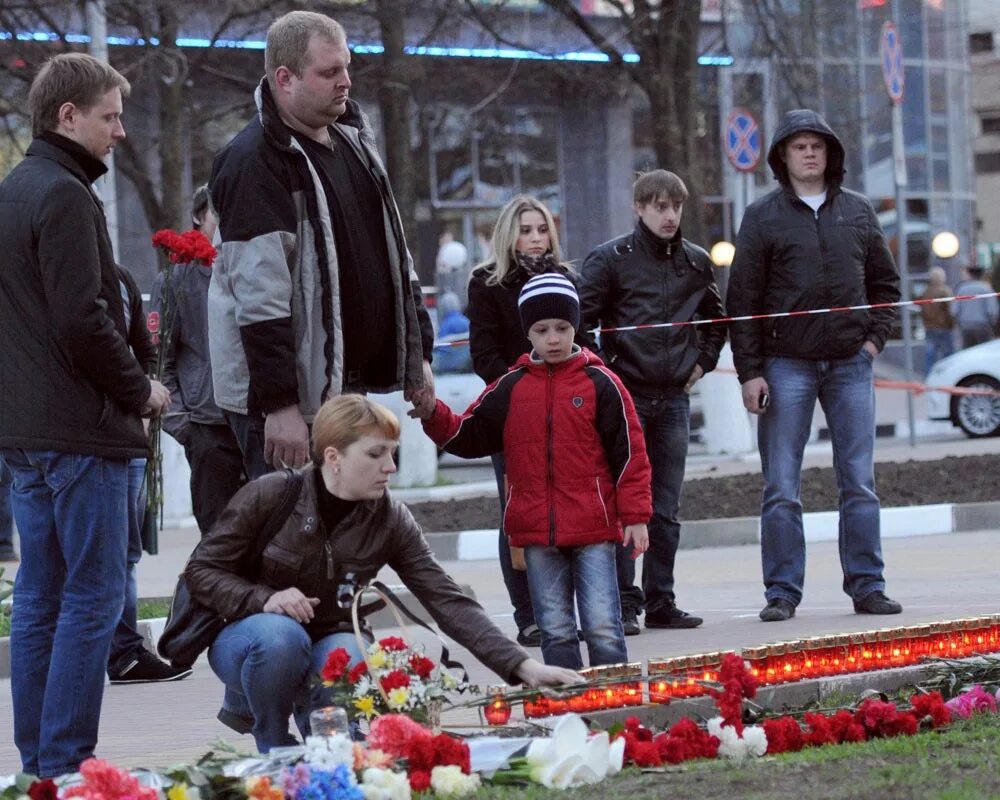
[429,765,480,797]
[360,768,411,800]
[353,676,374,698]
[304,733,355,770]
[706,717,768,761]
[525,714,605,788]
[741,725,768,757]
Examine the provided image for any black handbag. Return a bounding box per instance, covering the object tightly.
[157,468,304,669]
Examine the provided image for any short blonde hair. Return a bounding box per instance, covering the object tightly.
[265,11,345,89]
[29,53,130,137]
[311,394,400,464]
[475,195,571,287]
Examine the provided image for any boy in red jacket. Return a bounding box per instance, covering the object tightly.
[415,274,652,669]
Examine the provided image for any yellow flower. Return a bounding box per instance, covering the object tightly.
[387,686,410,710]
[167,783,193,800]
[368,649,387,669]
[354,695,377,718]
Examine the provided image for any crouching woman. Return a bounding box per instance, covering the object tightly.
[185,394,578,753]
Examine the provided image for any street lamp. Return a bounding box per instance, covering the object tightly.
[931,231,960,260]
[710,241,736,268]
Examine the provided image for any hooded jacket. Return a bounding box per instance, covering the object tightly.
[728,109,901,383]
[186,465,529,683]
[0,134,150,459]
[422,347,652,549]
[208,80,433,419]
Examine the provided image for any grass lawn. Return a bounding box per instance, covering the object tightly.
[474,712,1000,800]
[0,597,172,638]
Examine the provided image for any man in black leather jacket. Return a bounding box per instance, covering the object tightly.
[580,170,727,634]
[728,109,902,623]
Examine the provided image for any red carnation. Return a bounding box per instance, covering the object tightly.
[408,770,431,793]
[624,715,643,731]
[348,661,368,684]
[27,779,59,800]
[379,636,408,652]
[431,733,471,773]
[409,654,436,680]
[320,648,351,683]
[910,691,951,729]
[829,709,867,743]
[762,716,804,754]
[629,740,662,768]
[406,736,436,772]
[380,669,411,693]
[655,734,690,764]
[803,712,836,747]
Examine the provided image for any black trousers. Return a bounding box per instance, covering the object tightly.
[181,422,246,536]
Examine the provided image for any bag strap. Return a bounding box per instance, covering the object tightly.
[250,467,304,565]
[352,579,470,691]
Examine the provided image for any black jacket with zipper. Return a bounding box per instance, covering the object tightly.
[0,133,150,459]
[579,222,727,396]
[728,109,900,384]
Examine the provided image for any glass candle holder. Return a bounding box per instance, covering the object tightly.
[743,646,769,684]
[647,657,674,704]
[484,687,512,726]
[309,706,349,737]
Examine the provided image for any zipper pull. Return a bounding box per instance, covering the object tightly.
[324,541,334,580]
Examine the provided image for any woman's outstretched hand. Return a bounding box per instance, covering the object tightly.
[515,658,584,688]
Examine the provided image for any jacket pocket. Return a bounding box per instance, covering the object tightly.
[594,478,610,527]
[260,541,305,588]
[504,483,547,541]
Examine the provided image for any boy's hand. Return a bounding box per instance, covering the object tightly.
[407,397,437,420]
[683,364,704,394]
[623,523,649,559]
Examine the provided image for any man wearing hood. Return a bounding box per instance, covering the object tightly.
[579,169,727,634]
[728,109,902,623]
[209,11,435,480]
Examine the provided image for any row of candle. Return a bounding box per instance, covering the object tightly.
[490,616,1000,721]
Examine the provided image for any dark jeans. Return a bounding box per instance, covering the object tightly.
[108,458,148,671]
[224,410,272,481]
[3,448,128,777]
[492,453,535,633]
[181,422,246,535]
[615,392,690,615]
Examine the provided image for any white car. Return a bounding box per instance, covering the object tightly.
[925,339,1000,438]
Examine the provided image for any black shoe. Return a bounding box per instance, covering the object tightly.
[218,706,254,734]
[759,598,796,622]
[853,591,903,615]
[108,650,193,684]
[621,608,641,636]
[516,624,542,647]
[645,604,703,629]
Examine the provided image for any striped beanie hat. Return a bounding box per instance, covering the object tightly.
[518,273,580,333]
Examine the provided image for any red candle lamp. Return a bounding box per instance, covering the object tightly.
[621,662,644,706]
[484,686,512,726]
[647,657,675,704]
[743,646,769,685]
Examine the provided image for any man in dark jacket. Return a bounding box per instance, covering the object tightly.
[579,170,727,634]
[0,54,169,777]
[728,109,902,623]
[209,11,435,480]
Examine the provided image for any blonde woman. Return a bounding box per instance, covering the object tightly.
[466,195,582,647]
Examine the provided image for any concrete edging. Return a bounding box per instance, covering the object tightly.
[426,500,1000,562]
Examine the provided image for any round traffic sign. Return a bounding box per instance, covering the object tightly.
[724,108,762,173]
[880,21,905,104]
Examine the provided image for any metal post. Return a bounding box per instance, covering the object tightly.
[86,0,120,259]
[892,102,916,447]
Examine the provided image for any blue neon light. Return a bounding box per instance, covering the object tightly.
[0,28,732,66]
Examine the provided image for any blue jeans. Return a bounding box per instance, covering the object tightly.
[923,329,954,376]
[0,456,13,549]
[758,351,885,606]
[615,392,689,614]
[524,542,626,669]
[109,458,148,670]
[209,613,364,753]
[492,453,535,633]
[2,449,128,777]
[224,411,272,481]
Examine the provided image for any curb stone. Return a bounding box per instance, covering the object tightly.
[423,499,1000,562]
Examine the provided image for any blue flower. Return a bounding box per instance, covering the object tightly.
[296,764,362,800]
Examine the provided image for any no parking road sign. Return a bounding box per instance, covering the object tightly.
[880,21,905,104]
[724,108,762,173]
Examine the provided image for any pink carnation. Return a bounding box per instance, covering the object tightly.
[946,685,998,719]
[368,713,431,758]
[63,759,158,800]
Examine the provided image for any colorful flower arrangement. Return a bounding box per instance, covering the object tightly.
[320,638,466,724]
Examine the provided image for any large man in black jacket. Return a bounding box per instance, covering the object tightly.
[0,54,169,776]
[580,170,727,634]
[728,109,902,623]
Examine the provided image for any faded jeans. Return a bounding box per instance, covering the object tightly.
[3,448,128,777]
[525,542,626,669]
[758,351,886,606]
[209,613,365,753]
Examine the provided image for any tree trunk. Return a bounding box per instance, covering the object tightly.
[158,6,185,232]
[375,0,420,278]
